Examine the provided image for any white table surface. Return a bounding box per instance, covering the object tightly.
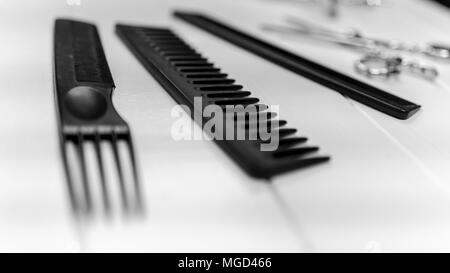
[1,0,450,252]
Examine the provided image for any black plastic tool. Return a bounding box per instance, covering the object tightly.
[54,19,142,215]
[116,24,330,178]
[430,0,450,9]
[173,11,421,120]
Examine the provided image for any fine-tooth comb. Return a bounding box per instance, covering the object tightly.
[173,11,421,120]
[116,24,330,179]
[53,19,143,216]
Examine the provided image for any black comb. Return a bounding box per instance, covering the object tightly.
[430,0,450,9]
[54,19,142,216]
[173,11,421,120]
[116,24,330,179]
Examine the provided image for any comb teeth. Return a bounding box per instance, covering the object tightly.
[184,73,228,78]
[206,91,252,98]
[72,22,114,84]
[117,24,330,178]
[173,11,422,120]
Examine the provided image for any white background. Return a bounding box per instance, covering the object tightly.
[1,0,450,252]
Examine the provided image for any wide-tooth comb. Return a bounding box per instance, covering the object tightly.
[54,19,142,216]
[116,24,330,179]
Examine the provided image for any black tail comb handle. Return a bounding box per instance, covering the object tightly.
[116,24,330,179]
[173,11,421,120]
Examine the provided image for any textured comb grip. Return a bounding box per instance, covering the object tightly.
[54,19,128,136]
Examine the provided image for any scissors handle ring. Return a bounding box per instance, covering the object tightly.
[354,54,401,77]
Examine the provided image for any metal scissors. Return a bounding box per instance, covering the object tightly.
[267,0,383,18]
[263,17,450,60]
[262,18,444,79]
[354,53,438,80]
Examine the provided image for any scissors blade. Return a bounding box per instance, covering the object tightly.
[262,24,370,50]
